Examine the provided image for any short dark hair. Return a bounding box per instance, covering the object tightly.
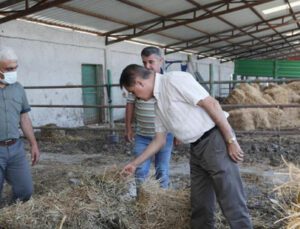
[119,64,152,89]
[141,46,162,57]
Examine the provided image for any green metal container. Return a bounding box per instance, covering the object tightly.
[234,59,300,78]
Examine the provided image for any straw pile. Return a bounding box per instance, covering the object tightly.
[0,167,190,229]
[39,123,66,139]
[272,159,300,229]
[137,180,190,229]
[225,82,300,130]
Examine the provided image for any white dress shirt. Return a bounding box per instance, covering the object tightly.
[153,71,228,144]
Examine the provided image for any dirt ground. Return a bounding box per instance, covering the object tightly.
[1,128,300,228]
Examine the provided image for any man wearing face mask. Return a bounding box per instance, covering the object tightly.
[0,46,40,203]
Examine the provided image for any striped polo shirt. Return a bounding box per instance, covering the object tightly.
[127,93,156,137]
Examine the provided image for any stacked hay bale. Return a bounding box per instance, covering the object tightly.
[225,82,300,130]
[0,167,190,229]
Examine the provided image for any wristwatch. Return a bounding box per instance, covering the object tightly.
[227,137,236,144]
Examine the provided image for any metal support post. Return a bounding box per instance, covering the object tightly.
[209,64,215,97]
[106,69,119,143]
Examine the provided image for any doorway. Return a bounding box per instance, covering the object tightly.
[81,64,103,125]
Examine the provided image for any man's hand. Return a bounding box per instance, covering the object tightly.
[31,144,40,166]
[121,162,137,177]
[125,129,135,143]
[227,141,244,163]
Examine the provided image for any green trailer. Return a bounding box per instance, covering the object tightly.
[234,59,300,79]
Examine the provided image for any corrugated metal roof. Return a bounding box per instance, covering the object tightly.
[0,0,300,61]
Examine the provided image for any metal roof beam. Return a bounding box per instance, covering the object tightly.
[169,17,299,55]
[105,0,272,45]
[220,44,300,62]
[198,25,300,60]
[0,0,23,9]
[226,36,300,59]
[0,0,72,24]
[186,0,273,53]
[209,33,300,59]
[125,0,227,40]
[261,49,300,59]
[231,40,298,59]
[0,0,32,14]
[285,0,300,29]
[166,11,299,55]
[233,43,300,59]
[272,50,300,59]
[58,3,183,43]
[244,0,298,54]
[58,4,133,26]
[168,11,297,49]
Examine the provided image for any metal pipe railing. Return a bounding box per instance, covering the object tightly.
[29,104,300,109]
[32,126,300,135]
[235,130,300,135]
[24,84,120,89]
[26,78,300,136]
[23,78,300,90]
[30,104,125,108]
[202,78,300,84]
[221,104,300,109]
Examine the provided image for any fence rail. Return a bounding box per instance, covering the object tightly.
[29,104,300,109]
[26,78,300,136]
[24,78,300,90]
[33,126,300,136]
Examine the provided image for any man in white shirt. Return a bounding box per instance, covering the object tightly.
[120,64,252,229]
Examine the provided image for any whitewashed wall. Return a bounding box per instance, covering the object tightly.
[0,19,233,127]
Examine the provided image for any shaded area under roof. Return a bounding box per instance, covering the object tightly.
[1,0,300,62]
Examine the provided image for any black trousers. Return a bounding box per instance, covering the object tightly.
[190,127,252,229]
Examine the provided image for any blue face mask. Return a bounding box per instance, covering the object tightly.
[0,71,17,84]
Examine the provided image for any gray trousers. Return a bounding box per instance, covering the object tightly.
[0,139,33,202]
[190,127,252,229]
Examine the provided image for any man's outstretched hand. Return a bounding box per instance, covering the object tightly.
[121,162,137,177]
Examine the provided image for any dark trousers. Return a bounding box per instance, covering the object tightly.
[190,127,252,229]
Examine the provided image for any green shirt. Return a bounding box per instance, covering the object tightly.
[0,82,31,141]
[127,92,156,137]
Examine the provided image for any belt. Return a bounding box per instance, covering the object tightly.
[0,139,17,146]
[191,126,217,147]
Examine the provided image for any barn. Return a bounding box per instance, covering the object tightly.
[0,1,299,228]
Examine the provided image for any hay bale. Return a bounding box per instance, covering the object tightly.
[228,109,256,131]
[263,82,300,104]
[226,82,300,130]
[263,84,290,104]
[280,108,300,129]
[225,83,273,105]
[228,108,283,130]
[285,81,300,93]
